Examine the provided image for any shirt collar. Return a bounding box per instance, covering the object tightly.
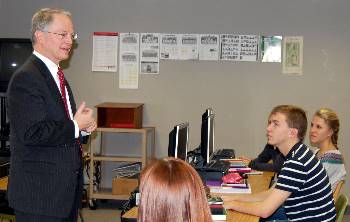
[285,142,303,159]
[33,50,59,75]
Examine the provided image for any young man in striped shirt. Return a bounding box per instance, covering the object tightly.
[224,105,336,221]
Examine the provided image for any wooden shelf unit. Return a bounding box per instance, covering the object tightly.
[88,127,155,201]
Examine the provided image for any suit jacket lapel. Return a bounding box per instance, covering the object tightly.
[66,82,76,115]
[30,55,70,117]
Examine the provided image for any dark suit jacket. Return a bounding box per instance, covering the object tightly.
[7,54,82,217]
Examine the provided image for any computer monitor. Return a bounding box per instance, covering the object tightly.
[168,122,189,161]
[201,108,213,121]
[200,114,215,165]
[0,38,33,93]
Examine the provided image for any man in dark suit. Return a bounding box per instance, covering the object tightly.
[7,8,97,222]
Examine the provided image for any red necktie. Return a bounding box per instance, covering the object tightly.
[57,67,83,155]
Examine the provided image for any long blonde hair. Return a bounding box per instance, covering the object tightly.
[314,108,340,148]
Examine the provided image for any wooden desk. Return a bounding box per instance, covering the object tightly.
[122,207,137,220]
[0,176,8,191]
[225,172,274,222]
[122,172,274,222]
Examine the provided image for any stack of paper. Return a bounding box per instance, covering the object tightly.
[228,167,251,173]
[209,183,251,194]
[224,158,253,173]
[229,162,247,168]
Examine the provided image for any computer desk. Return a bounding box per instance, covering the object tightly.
[0,176,8,191]
[122,172,275,222]
[222,172,274,222]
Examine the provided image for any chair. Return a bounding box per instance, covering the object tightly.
[333,180,345,201]
[335,194,348,222]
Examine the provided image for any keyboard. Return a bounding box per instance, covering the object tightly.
[205,160,230,172]
[212,149,235,160]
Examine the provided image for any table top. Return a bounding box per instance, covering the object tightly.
[122,172,274,222]
[225,172,274,222]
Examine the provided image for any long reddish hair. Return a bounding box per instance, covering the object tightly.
[138,157,212,222]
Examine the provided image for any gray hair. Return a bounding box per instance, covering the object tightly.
[31,8,71,44]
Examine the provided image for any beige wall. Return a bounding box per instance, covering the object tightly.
[1,0,349,195]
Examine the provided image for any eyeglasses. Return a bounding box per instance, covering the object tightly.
[45,31,78,40]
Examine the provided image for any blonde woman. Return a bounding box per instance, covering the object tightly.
[309,108,346,191]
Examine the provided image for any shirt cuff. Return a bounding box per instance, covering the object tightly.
[81,131,91,136]
[73,119,79,138]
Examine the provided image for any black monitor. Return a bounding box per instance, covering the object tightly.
[200,108,213,149]
[201,108,213,121]
[0,38,33,93]
[168,122,189,161]
[200,113,215,165]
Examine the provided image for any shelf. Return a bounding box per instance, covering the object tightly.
[89,126,155,203]
[95,127,154,133]
[90,188,130,200]
[92,155,142,162]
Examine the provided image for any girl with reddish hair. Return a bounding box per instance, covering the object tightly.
[138,157,212,222]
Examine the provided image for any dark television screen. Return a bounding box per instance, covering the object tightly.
[0,38,33,93]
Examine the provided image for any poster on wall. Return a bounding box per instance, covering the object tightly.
[260,35,282,63]
[199,34,219,61]
[220,34,240,61]
[220,34,258,61]
[282,36,303,75]
[119,33,140,89]
[179,34,199,60]
[140,33,160,74]
[92,32,118,72]
[239,34,259,61]
[160,34,180,60]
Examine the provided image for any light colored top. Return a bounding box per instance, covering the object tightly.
[314,148,346,191]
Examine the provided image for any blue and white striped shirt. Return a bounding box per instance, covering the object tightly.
[275,143,336,222]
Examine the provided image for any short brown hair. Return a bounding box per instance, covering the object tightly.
[314,108,340,147]
[138,157,212,222]
[270,105,307,141]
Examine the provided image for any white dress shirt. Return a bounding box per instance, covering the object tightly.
[33,50,80,138]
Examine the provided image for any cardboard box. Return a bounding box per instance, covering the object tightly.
[112,177,139,195]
